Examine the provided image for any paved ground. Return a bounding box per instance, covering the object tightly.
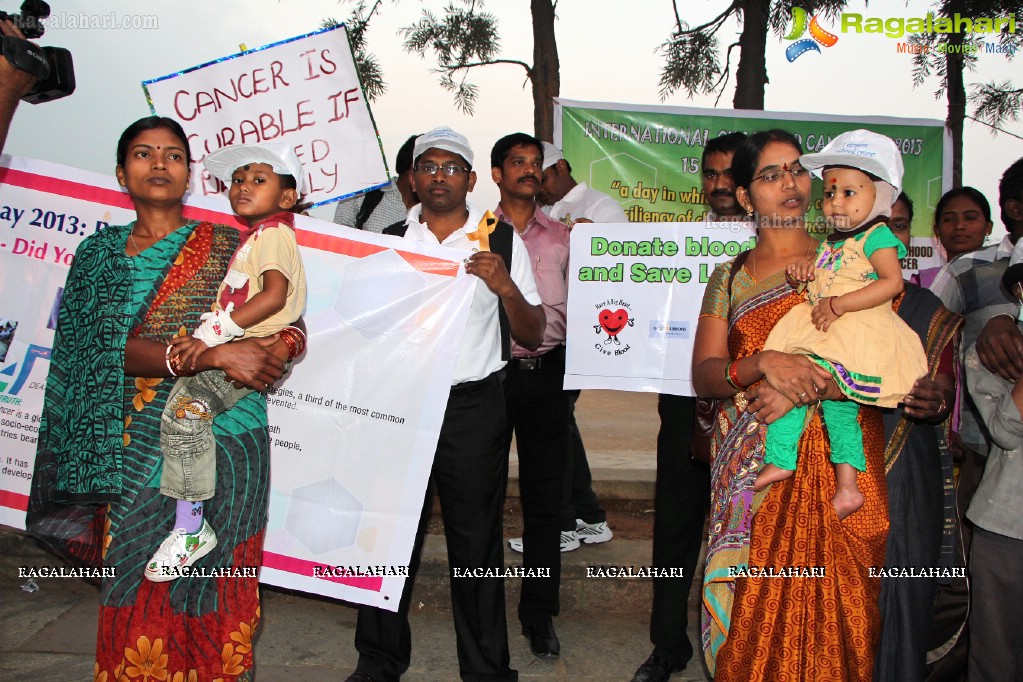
[0,390,714,681]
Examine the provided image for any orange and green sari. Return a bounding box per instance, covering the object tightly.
[700,261,889,681]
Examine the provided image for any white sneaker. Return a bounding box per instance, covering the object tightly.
[508,531,581,553]
[145,520,218,582]
[575,519,613,544]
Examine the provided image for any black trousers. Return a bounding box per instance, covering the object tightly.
[355,372,517,681]
[504,349,568,625]
[968,527,1023,681]
[560,389,607,531]
[648,394,709,668]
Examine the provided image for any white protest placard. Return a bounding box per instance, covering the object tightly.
[565,222,756,396]
[143,25,389,207]
[0,155,474,609]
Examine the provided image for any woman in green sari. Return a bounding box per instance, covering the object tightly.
[28,116,298,681]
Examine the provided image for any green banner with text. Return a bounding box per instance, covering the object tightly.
[554,99,951,271]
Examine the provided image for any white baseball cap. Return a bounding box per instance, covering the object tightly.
[541,142,563,171]
[204,142,309,195]
[800,129,904,195]
[413,126,474,167]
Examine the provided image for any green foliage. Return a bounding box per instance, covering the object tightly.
[400,2,503,114]
[971,82,1023,128]
[658,0,850,103]
[323,1,387,102]
[908,0,1022,128]
[657,27,722,100]
[908,31,981,99]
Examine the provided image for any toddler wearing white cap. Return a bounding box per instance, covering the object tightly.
[758,129,928,520]
[145,142,308,582]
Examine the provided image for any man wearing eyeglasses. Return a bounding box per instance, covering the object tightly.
[346,126,544,682]
[490,132,571,659]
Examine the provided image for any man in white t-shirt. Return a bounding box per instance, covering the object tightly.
[538,142,628,226]
[346,127,545,682]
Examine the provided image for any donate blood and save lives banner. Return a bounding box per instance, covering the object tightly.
[0,155,476,610]
[565,222,757,396]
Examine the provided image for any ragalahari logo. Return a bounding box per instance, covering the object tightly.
[784,7,839,61]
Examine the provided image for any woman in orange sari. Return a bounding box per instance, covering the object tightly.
[696,129,890,680]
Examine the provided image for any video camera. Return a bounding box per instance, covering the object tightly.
[0,0,75,103]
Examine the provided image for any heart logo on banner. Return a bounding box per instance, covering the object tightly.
[598,308,630,336]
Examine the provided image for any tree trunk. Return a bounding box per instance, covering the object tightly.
[531,0,560,140]
[733,0,770,110]
[945,0,967,188]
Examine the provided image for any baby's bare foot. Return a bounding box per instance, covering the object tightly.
[754,463,794,492]
[832,486,864,520]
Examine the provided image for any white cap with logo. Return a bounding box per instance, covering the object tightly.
[541,142,563,171]
[413,126,474,167]
[204,142,309,195]
[800,129,904,195]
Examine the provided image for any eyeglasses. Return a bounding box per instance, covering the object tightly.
[751,167,809,184]
[415,163,470,176]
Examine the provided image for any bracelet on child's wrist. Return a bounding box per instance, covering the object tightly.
[829,297,842,317]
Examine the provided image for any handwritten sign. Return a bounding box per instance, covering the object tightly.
[143,25,389,208]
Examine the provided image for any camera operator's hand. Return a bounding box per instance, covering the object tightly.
[0,20,38,99]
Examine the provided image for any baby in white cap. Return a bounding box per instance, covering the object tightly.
[758,129,928,520]
[146,142,308,582]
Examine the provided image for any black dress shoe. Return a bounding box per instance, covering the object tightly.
[522,618,560,658]
[344,672,375,682]
[630,653,684,682]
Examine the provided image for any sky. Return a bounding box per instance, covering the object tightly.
[4,0,1022,239]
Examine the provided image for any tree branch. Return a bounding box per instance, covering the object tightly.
[679,1,739,35]
[440,58,532,76]
[713,41,740,107]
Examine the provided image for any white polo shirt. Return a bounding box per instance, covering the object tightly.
[401,203,541,385]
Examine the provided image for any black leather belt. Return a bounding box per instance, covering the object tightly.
[509,345,565,371]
